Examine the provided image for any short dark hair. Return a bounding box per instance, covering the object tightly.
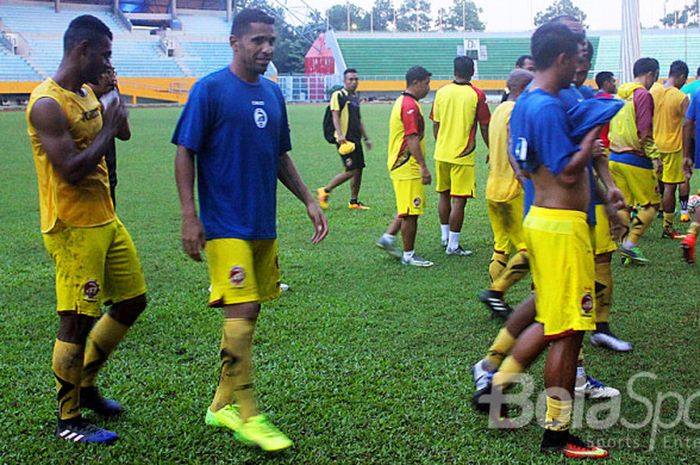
[454,56,474,79]
[344,68,358,76]
[405,65,431,86]
[595,71,614,89]
[583,39,595,63]
[63,15,112,54]
[633,57,659,77]
[515,55,533,68]
[232,8,275,37]
[531,22,582,71]
[670,60,689,79]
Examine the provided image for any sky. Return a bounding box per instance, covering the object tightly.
[287,0,692,31]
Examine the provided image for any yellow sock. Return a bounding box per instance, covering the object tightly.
[663,212,675,231]
[81,314,129,387]
[491,356,524,392]
[616,209,631,241]
[488,250,509,283]
[689,222,700,236]
[545,396,572,431]
[594,260,612,323]
[211,318,258,420]
[491,251,529,293]
[52,339,84,421]
[484,328,516,369]
[629,205,658,243]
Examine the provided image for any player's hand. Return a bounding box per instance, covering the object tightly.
[607,207,628,242]
[102,100,127,136]
[684,157,694,180]
[606,187,626,211]
[653,157,663,177]
[337,135,347,145]
[420,166,432,185]
[181,215,206,261]
[364,138,373,150]
[592,139,605,158]
[306,201,328,244]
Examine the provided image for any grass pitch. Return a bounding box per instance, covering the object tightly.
[1,104,699,464]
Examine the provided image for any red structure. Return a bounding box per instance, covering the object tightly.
[305,33,335,101]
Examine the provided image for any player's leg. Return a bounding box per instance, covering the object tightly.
[679,180,691,222]
[348,145,368,209]
[662,182,678,236]
[317,152,355,209]
[44,225,119,444]
[377,214,402,258]
[681,207,700,264]
[621,165,661,264]
[446,164,475,256]
[397,179,432,267]
[436,161,451,246]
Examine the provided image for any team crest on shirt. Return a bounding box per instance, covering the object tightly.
[254,108,268,128]
[581,292,594,314]
[413,196,421,207]
[83,280,100,300]
[230,266,246,286]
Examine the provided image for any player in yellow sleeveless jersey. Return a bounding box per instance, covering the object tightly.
[650,60,690,238]
[26,16,146,444]
[376,66,434,267]
[479,69,533,318]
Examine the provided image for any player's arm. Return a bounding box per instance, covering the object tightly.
[557,125,600,186]
[175,145,205,261]
[330,92,345,144]
[592,147,625,209]
[406,134,431,185]
[479,122,489,148]
[278,153,329,244]
[684,117,695,179]
[30,97,125,185]
[432,121,439,140]
[116,112,131,141]
[359,119,372,150]
[477,92,491,148]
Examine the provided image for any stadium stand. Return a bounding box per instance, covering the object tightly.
[178,13,231,37]
[0,45,40,81]
[179,41,231,77]
[0,3,126,34]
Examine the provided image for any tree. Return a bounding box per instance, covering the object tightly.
[660,2,698,28]
[396,0,431,32]
[438,0,485,31]
[327,3,370,32]
[534,0,587,28]
[368,0,393,32]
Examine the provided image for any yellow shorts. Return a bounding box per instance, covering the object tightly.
[435,161,476,197]
[594,204,617,255]
[392,177,425,217]
[487,192,526,254]
[206,238,281,306]
[42,218,147,317]
[524,207,596,338]
[660,150,686,184]
[609,160,661,207]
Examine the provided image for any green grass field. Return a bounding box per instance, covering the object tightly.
[1,103,699,464]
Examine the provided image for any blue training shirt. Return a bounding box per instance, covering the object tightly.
[686,88,700,168]
[172,68,292,241]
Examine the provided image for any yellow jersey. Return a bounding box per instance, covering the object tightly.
[27,78,114,233]
[485,101,521,202]
[387,93,425,180]
[650,84,687,152]
[430,81,490,165]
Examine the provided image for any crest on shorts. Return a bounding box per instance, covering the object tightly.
[229,266,246,286]
[413,196,421,207]
[581,292,594,314]
[83,280,100,300]
[345,157,353,167]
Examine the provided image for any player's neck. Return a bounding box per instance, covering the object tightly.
[665,78,680,89]
[530,71,561,95]
[454,77,469,84]
[229,62,260,84]
[52,61,85,94]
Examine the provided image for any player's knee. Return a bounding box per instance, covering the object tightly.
[109,293,147,327]
[57,312,96,344]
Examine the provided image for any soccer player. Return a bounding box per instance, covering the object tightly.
[491,22,607,458]
[27,15,147,444]
[651,60,690,237]
[376,66,433,267]
[595,71,617,98]
[681,89,700,262]
[87,65,130,207]
[431,56,490,255]
[317,68,373,210]
[572,43,595,99]
[479,69,533,318]
[681,66,700,96]
[608,57,662,264]
[172,9,328,451]
[501,55,536,102]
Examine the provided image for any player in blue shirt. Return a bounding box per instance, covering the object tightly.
[172,9,328,452]
[478,22,608,459]
[681,88,700,262]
